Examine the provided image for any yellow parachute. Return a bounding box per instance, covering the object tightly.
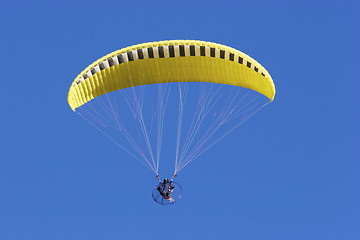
[68,40,275,111]
[68,40,275,179]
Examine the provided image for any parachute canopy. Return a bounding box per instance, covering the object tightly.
[68,40,275,111]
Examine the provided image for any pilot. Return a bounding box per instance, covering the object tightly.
[157,178,175,202]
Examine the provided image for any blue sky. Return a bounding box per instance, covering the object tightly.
[1,1,359,239]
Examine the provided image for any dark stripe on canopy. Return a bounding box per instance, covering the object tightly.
[148,48,154,58]
[127,51,134,61]
[190,45,195,56]
[179,45,185,57]
[158,46,164,58]
[137,49,144,59]
[169,45,175,57]
[210,48,215,57]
